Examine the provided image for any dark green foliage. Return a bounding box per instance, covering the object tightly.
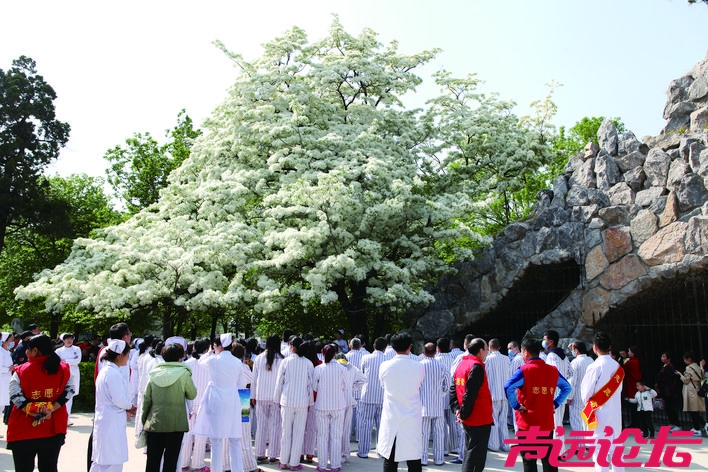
[0,56,71,254]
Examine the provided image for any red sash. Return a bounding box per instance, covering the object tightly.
[581,366,624,430]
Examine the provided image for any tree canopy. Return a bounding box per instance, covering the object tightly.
[0,56,70,254]
[17,20,561,342]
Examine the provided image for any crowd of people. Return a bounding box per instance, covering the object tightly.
[1,323,706,472]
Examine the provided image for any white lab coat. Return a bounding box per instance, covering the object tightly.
[0,347,12,406]
[193,350,243,439]
[55,344,82,394]
[376,354,425,462]
[92,362,133,466]
[580,354,625,472]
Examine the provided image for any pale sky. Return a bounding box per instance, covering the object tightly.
[2,0,707,179]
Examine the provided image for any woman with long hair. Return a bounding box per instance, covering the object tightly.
[677,351,707,436]
[274,337,314,471]
[90,338,134,471]
[6,334,73,472]
[251,334,284,463]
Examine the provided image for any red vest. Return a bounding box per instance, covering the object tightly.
[515,359,559,431]
[7,356,70,442]
[454,355,493,426]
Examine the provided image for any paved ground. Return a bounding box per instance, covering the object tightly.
[1,412,707,471]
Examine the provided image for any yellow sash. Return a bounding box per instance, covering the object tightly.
[581,366,624,430]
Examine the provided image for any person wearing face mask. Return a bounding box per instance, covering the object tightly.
[1,332,15,428]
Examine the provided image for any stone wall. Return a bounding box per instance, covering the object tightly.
[407,50,708,344]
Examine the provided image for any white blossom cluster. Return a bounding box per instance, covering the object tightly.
[18,20,551,328]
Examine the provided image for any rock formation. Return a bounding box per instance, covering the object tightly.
[407,50,708,345]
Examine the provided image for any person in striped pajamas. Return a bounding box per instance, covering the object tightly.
[252,335,284,463]
[566,341,594,432]
[356,337,388,458]
[483,339,511,452]
[420,343,450,466]
[181,338,211,472]
[301,341,321,464]
[313,344,348,472]
[345,338,365,442]
[434,338,458,456]
[274,337,313,471]
[335,353,366,461]
[508,340,525,433]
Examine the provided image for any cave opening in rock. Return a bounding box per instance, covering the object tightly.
[460,259,581,347]
[593,268,708,385]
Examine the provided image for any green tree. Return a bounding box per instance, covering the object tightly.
[549,116,625,177]
[104,110,201,214]
[0,56,70,254]
[0,174,121,337]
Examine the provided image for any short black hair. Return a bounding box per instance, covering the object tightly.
[436,338,450,353]
[109,322,130,340]
[390,332,413,353]
[572,341,588,355]
[373,337,387,351]
[163,344,185,362]
[521,338,542,358]
[593,332,612,352]
[543,330,559,345]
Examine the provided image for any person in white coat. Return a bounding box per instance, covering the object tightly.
[193,334,244,472]
[377,332,425,472]
[90,339,135,472]
[580,332,625,472]
[55,332,82,425]
[0,332,14,428]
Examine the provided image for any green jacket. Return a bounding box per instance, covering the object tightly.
[142,362,197,432]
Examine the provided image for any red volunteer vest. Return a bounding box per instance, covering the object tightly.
[454,355,493,426]
[7,355,70,442]
[515,359,559,431]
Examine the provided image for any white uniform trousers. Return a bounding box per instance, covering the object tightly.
[316,409,345,469]
[488,400,510,451]
[303,405,317,456]
[341,405,354,456]
[553,403,566,437]
[240,422,257,472]
[210,437,242,472]
[421,415,444,465]
[356,402,382,457]
[280,406,308,467]
[254,400,281,458]
[89,465,123,472]
[182,412,208,469]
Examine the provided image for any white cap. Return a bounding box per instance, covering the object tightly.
[0,332,10,343]
[107,339,126,353]
[165,336,187,350]
[220,333,233,348]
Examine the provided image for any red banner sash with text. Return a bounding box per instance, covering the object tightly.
[581,366,624,430]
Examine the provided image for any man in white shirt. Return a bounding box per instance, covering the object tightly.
[580,332,625,472]
[377,332,425,472]
[543,329,571,436]
[55,332,82,425]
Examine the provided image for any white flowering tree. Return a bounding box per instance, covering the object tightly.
[18,19,556,341]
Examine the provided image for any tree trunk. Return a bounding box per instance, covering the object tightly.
[335,278,371,351]
[162,304,174,338]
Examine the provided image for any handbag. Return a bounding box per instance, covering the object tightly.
[698,381,708,398]
[135,430,148,449]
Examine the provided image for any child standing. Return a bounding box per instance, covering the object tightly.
[628,380,657,438]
